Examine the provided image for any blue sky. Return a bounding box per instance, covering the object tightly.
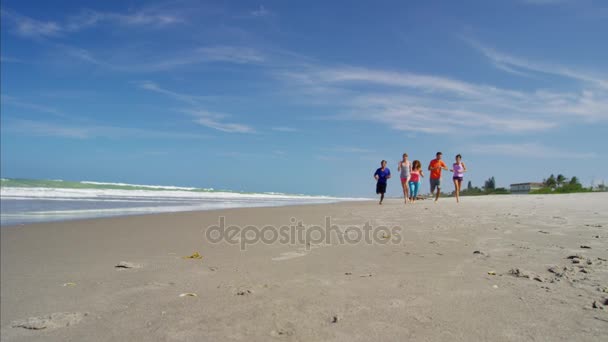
[1,0,607,197]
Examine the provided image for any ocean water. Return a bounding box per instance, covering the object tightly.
[0,178,367,226]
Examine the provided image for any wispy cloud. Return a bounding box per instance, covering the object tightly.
[276,45,608,134]
[464,38,608,90]
[2,119,209,140]
[520,0,572,5]
[62,45,264,72]
[182,109,255,133]
[0,55,24,63]
[137,81,202,104]
[325,146,374,153]
[1,7,183,39]
[138,82,255,134]
[65,9,182,31]
[1,94,65,116]
[470,142,598,159]
[271,126,297,132]
[251,5,270,17]
[1,9,62,38]
[198,46,265,64]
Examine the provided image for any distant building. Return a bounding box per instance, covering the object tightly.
[510,182,545,194]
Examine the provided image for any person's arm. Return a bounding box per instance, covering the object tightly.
[397,162,401,172]
[386,169,391,179]
[408,162,412,173]
[374,169,379,180]
[420,170,425,177]
[462,162,467,172]
[428,162,433,171]
[442,161,448,171]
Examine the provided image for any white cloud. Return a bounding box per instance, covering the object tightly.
[0,55,23,63]
[326,146,374,153]
[470,142,598,159]
[198,46,265,64]
[138,82,255,134]
[1,94,64,116]
[276,47,608,134]
[464,38,608,90]
[251,5,270,17]
[63,45,264,72]
[1,7,183,39]
[271,126,297,132]
[1,9,62,38]
[138,81,201,104]
[182,109,255,134]
[2,119,208,140]
[520,0,571,5]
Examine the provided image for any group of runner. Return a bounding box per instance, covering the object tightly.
[373,152,467,205]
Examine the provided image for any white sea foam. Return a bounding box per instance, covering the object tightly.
[0,187,365,201]
[80,180,204,191]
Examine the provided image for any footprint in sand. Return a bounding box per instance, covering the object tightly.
[272,251,307,261]
[12,312,88,330]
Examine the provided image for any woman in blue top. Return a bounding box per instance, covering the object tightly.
[374,160,391,205]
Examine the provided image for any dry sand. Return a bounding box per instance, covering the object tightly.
[1,193,607,341]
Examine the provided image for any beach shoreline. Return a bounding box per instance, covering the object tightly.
[2,194,607,341]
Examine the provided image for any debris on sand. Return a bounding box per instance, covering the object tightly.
[236,289,253,296]
[115,261,141,269]
[179,293,197,297]
[270,329,294,337]
[509,268,545,282]
[567,254,584,260]
[331,315,339,323]
[592,301,605,310]
[183,252,203,259]
[548,266,571,278]
[12,312,88,330]
[580,245,592,249]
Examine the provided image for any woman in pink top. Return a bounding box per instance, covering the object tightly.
[449,154,467,203]
[408,160,424,203]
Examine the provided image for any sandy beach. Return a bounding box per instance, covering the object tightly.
[1,193,607,341]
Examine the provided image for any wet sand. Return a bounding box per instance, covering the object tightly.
[2,193,607,341]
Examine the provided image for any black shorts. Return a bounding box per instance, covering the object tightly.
[376,182,387,194]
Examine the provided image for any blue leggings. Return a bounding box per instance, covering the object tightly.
[408,181,420,198]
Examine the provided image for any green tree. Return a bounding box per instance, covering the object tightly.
[545,174,557,188]
[467,181,473,191]
[556,174,566,187]
[569,176,580,186]
[484,177,496,192]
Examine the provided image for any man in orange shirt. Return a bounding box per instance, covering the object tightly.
[428,152,448,202]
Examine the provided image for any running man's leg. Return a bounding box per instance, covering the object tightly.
[430,179,441,202]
